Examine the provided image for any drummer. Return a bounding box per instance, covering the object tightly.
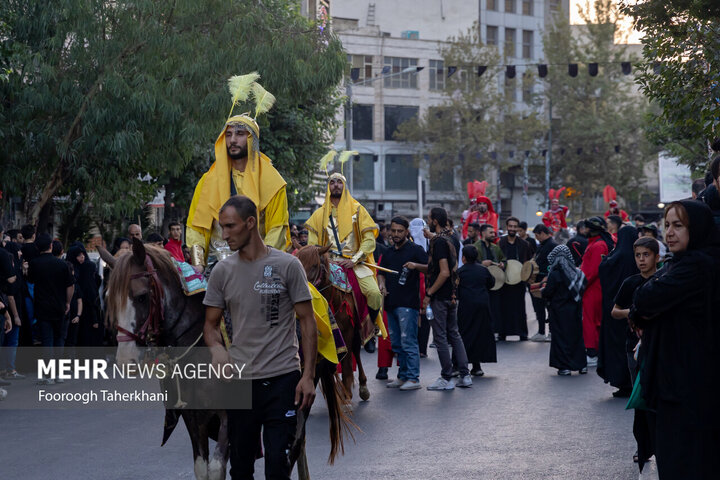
[473,224,505,337]
[498,217,533,341]
[529,224,558,342]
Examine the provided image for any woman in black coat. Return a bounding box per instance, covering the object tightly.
[631,200,720,478]
[542,245,587,375]
[66,243,102,346]
[597,225,639,396]
[456,245,496,376]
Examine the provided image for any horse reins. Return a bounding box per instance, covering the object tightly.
[116,254,166,346]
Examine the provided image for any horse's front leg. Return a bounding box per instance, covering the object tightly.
[208,410,229,480]
[182,412,210,480]
[354,330,370,401]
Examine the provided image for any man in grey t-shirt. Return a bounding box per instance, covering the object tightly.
[203,195,317,480]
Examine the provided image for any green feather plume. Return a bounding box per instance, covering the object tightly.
[227,72,260,118]
[338,150,358,175]
[252,82,276,119]
[319,150,337,175]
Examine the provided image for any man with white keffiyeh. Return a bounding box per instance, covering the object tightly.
[542,245,588,375]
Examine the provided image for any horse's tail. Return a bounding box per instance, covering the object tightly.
[318,359,358,464]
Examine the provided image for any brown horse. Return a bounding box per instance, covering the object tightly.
[295,245,370,402]
[106,239,349,479]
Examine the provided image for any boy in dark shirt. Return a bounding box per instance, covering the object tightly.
[611,236,661,346]
[610,227,661,471]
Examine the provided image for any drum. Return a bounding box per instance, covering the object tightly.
[505,260,523,285]
[521,260,539,283]
[488,264,505,291]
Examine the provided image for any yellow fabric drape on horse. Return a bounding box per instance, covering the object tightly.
[308,282,339,364]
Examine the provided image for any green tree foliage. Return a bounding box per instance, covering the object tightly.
[622,0,720,171]
[395,23,545,195]
[0,0,344,236]
[542,1,654,216]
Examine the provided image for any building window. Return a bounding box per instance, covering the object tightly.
[352,104,373,140]
[385,155,418,190]
[347,54,373,83]
[505,0,515,13]
[522,73,533,103]
[505,28,516,58]
[429,60,445,91]
[487,0,498,10]
[353,154,375,191]
[522,0,533,15]
[383,57,419,89]
[384,105,419,141]
[522,30,533,59]
[505,76,516,102]
[486,26,498,46]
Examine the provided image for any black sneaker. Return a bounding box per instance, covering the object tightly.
[364,338,376,354]
[471,368,484,377]
[375,367,388,380]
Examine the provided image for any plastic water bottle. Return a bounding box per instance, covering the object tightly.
[425,304,434,320]
[398,266,410,285]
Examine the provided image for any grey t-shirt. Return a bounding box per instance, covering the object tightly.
[203,248,312,379]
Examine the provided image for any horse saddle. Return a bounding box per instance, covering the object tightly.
[173,259,207,296]
[328,262,352,293]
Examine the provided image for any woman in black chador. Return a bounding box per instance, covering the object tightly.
[631,200,720,479]
[542,245,587,375]
[597,225,639,396]
[455,245,496,377]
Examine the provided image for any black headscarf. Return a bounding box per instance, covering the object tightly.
[66,243,99,303]
[586,216,615,252]
[599,225,639,303]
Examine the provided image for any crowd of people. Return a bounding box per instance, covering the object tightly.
[3,77,719,479]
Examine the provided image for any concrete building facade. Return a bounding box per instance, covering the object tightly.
[327,0,571,224]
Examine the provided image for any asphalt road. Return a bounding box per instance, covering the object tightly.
[0,295,657,479]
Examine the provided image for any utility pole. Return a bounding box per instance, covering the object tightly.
[546,98,552,210]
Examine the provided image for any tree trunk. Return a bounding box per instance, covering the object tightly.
[36,201,55,236]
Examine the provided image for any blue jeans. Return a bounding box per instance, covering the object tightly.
[1,322,20,371]
[386,307,420,381]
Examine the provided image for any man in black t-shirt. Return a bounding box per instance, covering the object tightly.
[530,224,557,341]
[407,207,471,391]
[27,234,75,361]
[378,216,428,390]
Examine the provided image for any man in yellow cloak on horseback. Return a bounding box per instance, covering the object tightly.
[186,74,290,271]
[305,165,387,343]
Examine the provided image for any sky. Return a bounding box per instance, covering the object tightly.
[569,0,643,44]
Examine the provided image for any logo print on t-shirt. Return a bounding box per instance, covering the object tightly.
[263,265,273,278]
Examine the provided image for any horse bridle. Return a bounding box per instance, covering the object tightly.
[116,254,166,346]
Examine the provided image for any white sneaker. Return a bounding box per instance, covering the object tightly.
[586,356,598,367]
[456,375,473,388]
[399,380,422,390]
[530,333,546,342]
[545,333,552,342]
[0,387,7,400]
[386,378,405,388]
[427,377,455,391]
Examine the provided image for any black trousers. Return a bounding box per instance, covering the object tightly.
[530,290,547,334]
[227,370,301,480]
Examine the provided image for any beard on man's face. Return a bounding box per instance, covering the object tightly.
[227,145,248,160]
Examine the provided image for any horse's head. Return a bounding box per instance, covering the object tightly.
[295,244,331,287]
[107,238,182,364]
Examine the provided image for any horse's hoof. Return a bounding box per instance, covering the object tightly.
[359,385,370,401]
